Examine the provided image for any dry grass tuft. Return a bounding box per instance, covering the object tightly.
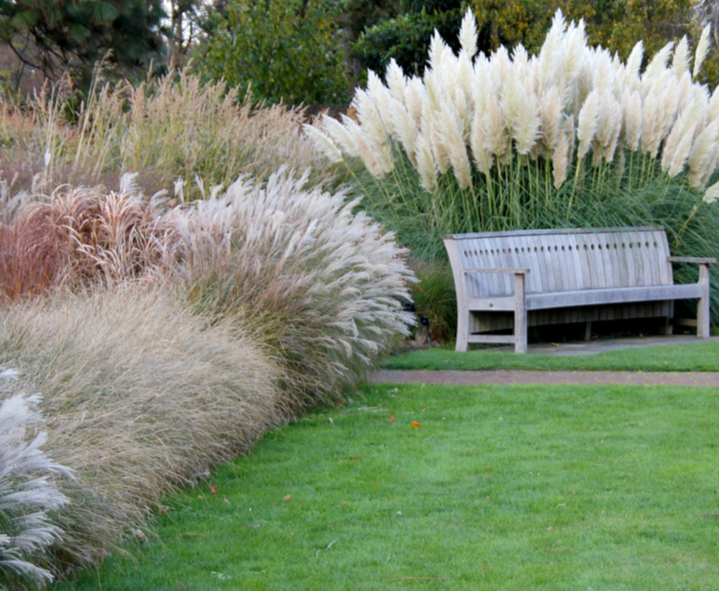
[0,71,332,200]
[166,168,416,406]
[0,287,283,570]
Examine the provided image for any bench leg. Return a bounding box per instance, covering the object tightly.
[697,264,711,338]
[514,273,528,353]
[456,311,470,352]
[583,321,592,341]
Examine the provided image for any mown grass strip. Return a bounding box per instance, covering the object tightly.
[56,383,719,590]
[383,339,719,372]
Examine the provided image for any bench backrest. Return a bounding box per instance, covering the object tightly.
[443,227,673,298]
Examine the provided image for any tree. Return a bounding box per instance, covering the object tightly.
[352,0,464,76]
[196,0,350,105]
[0,0,167,91]
[354,0,699,81]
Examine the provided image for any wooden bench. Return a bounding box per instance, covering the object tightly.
[443,227,716,353]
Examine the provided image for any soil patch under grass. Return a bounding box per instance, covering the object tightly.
[57,383,719,590]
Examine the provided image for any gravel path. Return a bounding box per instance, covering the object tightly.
[372,369,719,387]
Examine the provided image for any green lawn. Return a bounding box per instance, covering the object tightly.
[56,383,719,590]
[384,339,719,372]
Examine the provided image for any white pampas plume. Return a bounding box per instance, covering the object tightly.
[626,41,644,86]
[577,89,601,159]
[414,133,437,193]
[427,115,451,174]
[622,89,642,151]
[428,31,446,72]
[703,179,719,203]
[438,104,472,189]
[694,25,712,80]
[405,77,425,124]
[672,36,690,78]
[668,126,696,177]
[563,17,587,83]
[538,10,565,91]
[540,86,562,152]
[470,108,492,176]
[385,59,406,103]
[346,119,384,177]
[482,92,509,160]
[643,42,674,88]
[303,124,344,164]
[552,131,570,189]
[597,91,622,162]
[324,115,360,158]
[459,8,478,57]
[688,120,719,187]
[390,100,419,165]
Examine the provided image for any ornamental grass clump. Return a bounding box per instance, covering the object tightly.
[307,10,719,323]
[166,168,416,407]
[0,70,330,200]
[0,287,283,571]
[0,177,170,301]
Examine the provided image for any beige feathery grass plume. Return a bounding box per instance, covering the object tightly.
[385,59,407,104]
[643,42,674,90]
[428,115,452,174]
[414,133,437,192]
[625,41,644,90]
[622,89,642,150]
[672,36,690,78]
[668,126,697,177]
[302,124,344,163]
[703,179,719,203]
[709,88,719,122]
[391,100,419,166]
[353,86,394,175]
[600,95,622,162]
[459,8,478,57]
[323,114,360,158]
[540,86,562,152]
[491,45,512,86]
[428,30,447,73]
[405,77,425,124]
[552,130,570,189]
[688,120,719,187]
[594,50,615,94]
[641,91,662,156]
[694,25,712,80]
[366,70,394,132]
[562,18,587,83]
[482,92,510,161]
[345,118,383,177]
[470,108,492,176]
[661,117,684,172]
[538,10,564,91]
[577,89,600,159]
[437,103,472,189]
[456,51,474,115]
[513,90,541,155]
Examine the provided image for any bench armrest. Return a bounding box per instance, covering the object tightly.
[463,268,530,275]
[667,257,717,265]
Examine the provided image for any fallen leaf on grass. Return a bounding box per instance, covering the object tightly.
[284,494,292,501]
[411,421,422,428]
[350,456,362,460]
[223,498,230,504]
[390,414,396,423]
[209,485,218,495]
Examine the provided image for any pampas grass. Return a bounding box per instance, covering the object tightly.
[0,287,283,570]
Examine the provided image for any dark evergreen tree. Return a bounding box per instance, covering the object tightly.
[0,0,166,89]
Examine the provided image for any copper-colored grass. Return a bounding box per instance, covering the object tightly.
[0,287,283,571]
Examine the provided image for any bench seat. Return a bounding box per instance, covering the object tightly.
[444,227,716,353]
